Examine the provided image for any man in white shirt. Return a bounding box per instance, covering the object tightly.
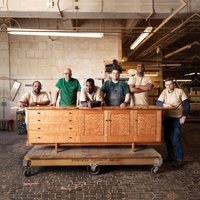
[18,81,50,108]
[128,63,153,106]
[156,78,190,168]
[80,78,103,108]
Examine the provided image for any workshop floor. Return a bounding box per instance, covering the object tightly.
[0,122,199,200]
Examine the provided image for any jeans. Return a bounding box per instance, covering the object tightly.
[164,117,183,161]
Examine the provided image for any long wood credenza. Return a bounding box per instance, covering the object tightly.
[25,106,166,152]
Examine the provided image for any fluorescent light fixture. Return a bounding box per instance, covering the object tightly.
[184,72,200,76]
[146,63,182,67]
[176,79,192,82]
[130,27,153,50]
[184,72,195,76]
[7,28,104,38]
[164,79,192,82]
[144,73,158,77]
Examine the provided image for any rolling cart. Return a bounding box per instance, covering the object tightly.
[23,106,167,177]
[23,146,163,176]
[16,110,27,134]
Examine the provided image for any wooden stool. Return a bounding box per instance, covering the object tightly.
[0,119,14,131]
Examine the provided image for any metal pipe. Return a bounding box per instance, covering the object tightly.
[57,0,64,18]
[164,44,192,59]
[146,0,155,21]
[101,0,104,13]
[164,41,200,59]
[8,34,11,92]
[128,0,187,58]
[138,13,199,58]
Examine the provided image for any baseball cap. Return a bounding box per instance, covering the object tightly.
[112,65,122,73]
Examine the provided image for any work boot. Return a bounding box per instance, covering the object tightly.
[163,156,174,162]
[172,159,183,168]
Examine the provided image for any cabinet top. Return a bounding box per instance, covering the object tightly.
[25,105,170,110]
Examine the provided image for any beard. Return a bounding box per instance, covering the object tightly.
[34,89,40,94]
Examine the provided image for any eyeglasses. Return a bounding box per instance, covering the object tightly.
[165,83,173,86]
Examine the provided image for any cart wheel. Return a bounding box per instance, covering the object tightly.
[151,166,159,174]
[23,168,31,177]
[87,165,101,175]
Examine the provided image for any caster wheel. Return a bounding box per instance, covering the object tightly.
[23,169,31,177]
[87,165,101,175]
[151,166,159,174]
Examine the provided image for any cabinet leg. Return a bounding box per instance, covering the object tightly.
[55,143,58,154]
[131,143,135,152]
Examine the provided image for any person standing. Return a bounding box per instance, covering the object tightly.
[101,65,130,107]
[156,78,190,167]
[128,63,153,106]
[18,81,50,108]
[53,67,81,106]
[80,78,103,108]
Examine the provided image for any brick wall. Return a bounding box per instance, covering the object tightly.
[0,33,121,120]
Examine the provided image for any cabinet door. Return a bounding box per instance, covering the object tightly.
[79,110,105,143]
[134,110,162,142]
[105,110,134,143]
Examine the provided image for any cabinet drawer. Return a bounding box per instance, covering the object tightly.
[28,131,80,143]
[28,123,62,131]
[27,110,79,122]
[28,123,79,135]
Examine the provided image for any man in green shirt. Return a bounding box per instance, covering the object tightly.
[53,67,81,106]
[101,65,130,107]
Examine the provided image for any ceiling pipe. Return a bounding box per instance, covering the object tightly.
[164,45,192,59]
[101,0,104,12]
[164,41,200,59]
[127,0,187,58]
[57,0,64,18]
[146,0,155,21]
[138,13,200,58]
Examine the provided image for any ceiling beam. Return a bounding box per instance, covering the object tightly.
[163,41,200,59]
[134,13,200,59]
[127,0,188,58]
[0,11,193,20]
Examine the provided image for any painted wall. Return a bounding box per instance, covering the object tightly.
[0,33,121,120]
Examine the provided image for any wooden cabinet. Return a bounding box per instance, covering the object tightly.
[26,106,163,148]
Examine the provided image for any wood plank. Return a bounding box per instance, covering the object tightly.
[30,158,161,167]
[25,146,161,160]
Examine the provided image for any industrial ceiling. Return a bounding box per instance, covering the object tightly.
[0,0,200,79]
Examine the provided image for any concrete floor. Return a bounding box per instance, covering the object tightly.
[0,123,199,200]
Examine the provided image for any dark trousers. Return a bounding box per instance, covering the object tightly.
[164,117,183,161]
